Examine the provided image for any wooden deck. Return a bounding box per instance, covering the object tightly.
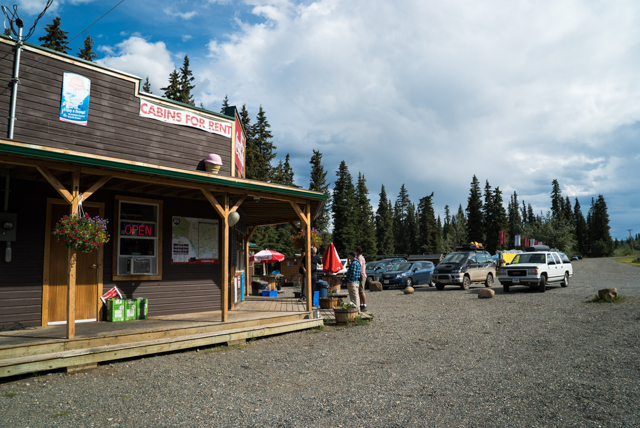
[0,296,321,379]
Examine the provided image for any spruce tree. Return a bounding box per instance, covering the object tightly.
[271,154,296,186]
[406,202,419,254]
[77,35,98,61]
[588,195,613,257]
[178,55,195,105]
[375,185,394,255]
[39,17,70,53]
[550,179,563,220]
[142,77,152,93]
[309,150,331,235]
[240,105,258,180]
[482,180,493,244]
[220,95,230,113]
[418,193,438,254]
[393,184,411,254]
[485,186,507,254]
[563,196,574,223]
[466,175,483,243]
[161,69,181,101]
[507,192,522,248]
[355,173,377,256]
[332,161,357,256]
[252,106,276,182]
[574,198,588,256]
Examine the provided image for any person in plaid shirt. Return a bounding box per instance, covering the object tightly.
[346,251,361,312]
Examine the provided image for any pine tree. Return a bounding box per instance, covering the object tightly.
[332,161,357,256]
[39,17,70,53]
[77,35,98,61]
[178,55,195,105]
[485,187,507,254]
[252,106,276,182]
[443,205,452,240]
[393,184,411,254]
[240,105,258,180]
[355,173,377,256]
[271,154,296,186]
[309,150,331,235]
[161,69,181,101]
[220,95,230,113]
[482,180,493,244]
[550,179,563,220]
[142,77,152,93]
[574,198,588,256]
[588,195,613,257]
[417,193,438,254]
[444,205,467,251]
[375,185,394,255]
[406,202,419,254]
[466,175,483,243]
[563,196,574,223]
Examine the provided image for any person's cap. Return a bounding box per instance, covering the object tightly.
[349,251,357,257]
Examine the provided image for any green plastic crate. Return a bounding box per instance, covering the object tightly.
[106,298,125,322]
[124,299,138,321]
[135,298,149,319]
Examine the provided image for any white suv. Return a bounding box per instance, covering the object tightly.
[498,246,573,293]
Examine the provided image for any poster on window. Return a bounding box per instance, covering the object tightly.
[171,216,219,263]
[60,73,91,125]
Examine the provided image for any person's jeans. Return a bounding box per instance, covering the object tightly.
[348,281,360,313]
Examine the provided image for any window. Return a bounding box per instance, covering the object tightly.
[113,196,163,280]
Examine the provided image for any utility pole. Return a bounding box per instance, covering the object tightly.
[628,229,634,251]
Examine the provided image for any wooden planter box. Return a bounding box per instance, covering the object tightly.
[318,297,339,309]
[333,307,358,324]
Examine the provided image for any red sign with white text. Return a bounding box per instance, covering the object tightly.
[139,99,232,138]
[234,117,245,177]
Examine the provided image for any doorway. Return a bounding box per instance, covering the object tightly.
[42,199,105,326]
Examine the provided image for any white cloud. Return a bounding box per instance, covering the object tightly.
[163,8,197,20]
[182,35,193,42]
[97,36,175,95]
[193,0,640,235]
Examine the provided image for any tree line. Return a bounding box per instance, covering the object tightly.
[33,17,615,259]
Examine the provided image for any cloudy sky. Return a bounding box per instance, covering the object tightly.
[13,0,640,240]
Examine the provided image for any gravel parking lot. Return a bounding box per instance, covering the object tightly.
[1,257,639,427]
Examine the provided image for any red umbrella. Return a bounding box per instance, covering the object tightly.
[322,243,343,274]
[249,249,285,263]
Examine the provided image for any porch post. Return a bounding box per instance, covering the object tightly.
[305,202,312,312]
[245,226,257,297]
[67,171,80,339]
[221,193,229,322]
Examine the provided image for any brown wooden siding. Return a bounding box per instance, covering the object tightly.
[0,41,233,176]
[0,178,224,326]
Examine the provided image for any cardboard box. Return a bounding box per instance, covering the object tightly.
[124,299,138,321]
[106,298,124,322]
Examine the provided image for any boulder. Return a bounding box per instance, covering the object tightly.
[369,281,383,292]
[404,286,415,294]
[478,289,495,299]
[598,288,618,300]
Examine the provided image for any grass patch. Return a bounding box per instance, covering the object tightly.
[342,316,371,327]
[3,392,18,397]
[50,411,69,418]
[613,257,640,267]
[307,325,325,334]
[587,295,626,303]
[204,343,249,354]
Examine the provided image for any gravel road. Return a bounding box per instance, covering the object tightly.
[1,257,639,427]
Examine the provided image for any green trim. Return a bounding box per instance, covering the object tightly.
[0,143,328,201]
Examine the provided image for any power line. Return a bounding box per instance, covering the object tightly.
[69,0,126,43]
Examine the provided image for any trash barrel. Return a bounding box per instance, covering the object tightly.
[251,280,268,296]
[316,280,329,298]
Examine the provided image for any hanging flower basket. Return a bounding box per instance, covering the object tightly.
[53,214,110,253]
[291,228,323,252]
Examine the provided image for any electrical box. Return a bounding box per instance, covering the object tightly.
[0,213,17,242]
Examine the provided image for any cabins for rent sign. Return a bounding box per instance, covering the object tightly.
[234,117,246,178]
[139,99,232,138]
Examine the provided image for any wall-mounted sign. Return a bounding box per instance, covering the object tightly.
[121,223,155,236]
[139,99,232,138]
[234,117,246,178]
[60,73,91,126]
[171,216,219,263]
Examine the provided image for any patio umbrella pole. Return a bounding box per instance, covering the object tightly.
[305,203,312,312]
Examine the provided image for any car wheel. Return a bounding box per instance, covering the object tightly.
[485,273,493,287]
[561,272,569,287]
[405,278,413,288]
[461,275,470,290]
[503,284,510,293]
[538,275,546,293]
[436,283,444,290]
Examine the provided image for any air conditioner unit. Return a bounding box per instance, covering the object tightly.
[126,257,153,275]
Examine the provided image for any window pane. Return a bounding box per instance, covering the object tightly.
[120,202,157,222]
[120,237,156,256]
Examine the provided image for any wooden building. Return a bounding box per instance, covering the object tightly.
[0,35,326,339]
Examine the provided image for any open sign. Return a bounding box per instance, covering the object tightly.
[122,223,155,236]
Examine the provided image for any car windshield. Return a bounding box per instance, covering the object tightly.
[366,262,378,270]
[511,253,546,264]
[441,253,468,264]
[390,262,412,271]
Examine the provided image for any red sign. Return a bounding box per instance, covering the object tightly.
[139,99,232,138]
[122,223,155,236]
[234,117,245,178]
[499,231,506,245]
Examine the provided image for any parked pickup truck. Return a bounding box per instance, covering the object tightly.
[498,246,573,293]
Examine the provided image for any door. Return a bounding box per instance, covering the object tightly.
[45,202,102,325]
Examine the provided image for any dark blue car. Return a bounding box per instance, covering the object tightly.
[380,261,435,289]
